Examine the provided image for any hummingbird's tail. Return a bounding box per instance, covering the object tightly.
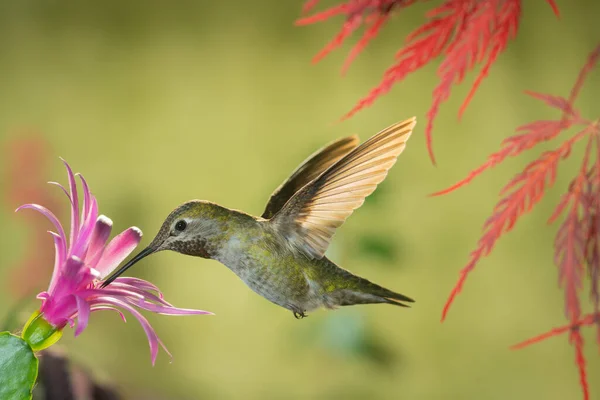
[356,280,414,307]
[332,272,415,308]
[375,287,415,307]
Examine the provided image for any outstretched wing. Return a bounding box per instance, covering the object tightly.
[261,135,360,219]
[270,117,416,259]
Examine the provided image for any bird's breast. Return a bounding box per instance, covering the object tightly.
[215,234,317,309]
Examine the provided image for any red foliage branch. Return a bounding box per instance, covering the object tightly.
[296,0,560,163]
[436,44,600,399]
[439,125,591,320]
[510,313,599,350]
[588,142,600,346]
[299,1,597,398]
[511,312,600,400]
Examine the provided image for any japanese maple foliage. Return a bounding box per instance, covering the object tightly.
[436,44,600,399]
[298,1,598,399]
[296,0,559,163]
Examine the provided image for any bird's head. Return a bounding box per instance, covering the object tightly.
[101,200,228,287]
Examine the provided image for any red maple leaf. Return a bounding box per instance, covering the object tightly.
[298,1,597,398]
[296,0,560,163]
[435,44,600,400]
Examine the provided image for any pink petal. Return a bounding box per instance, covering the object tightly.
[16,204,67,252]
[90,305,127,322]
[62,256,85,280]
[104,282,172,306]
[36,292,51,309]
[77,174,99,233]
[61,159,80,249]
[78,288,145,301]
[74,295,90,336]
[71,197,99,258]
[113,277,161,293]
[135,300,213,316]
[51,256,86,299]
[77,173,92,227]
[91,296,169,365]
[85,216,113,267]
[37,292,50,301]
[86,197,99,231]
[95,227,142,278]
[41,293,77,328]
[47,231,66,293]
[156,336,172,363]
[48,181,71,201]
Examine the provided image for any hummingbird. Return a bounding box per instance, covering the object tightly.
[102,117,417,319]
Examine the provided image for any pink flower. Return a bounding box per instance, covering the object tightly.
[17,159,212,364]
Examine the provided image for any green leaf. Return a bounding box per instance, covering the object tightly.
[0,332,38,400]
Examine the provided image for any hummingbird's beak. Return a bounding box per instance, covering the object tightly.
[100,246,156,288]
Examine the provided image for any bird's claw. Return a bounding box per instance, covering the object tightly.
[293,310,307,319]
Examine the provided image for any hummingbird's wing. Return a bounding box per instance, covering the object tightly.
[261,135,360,219]
[270,117,416,259]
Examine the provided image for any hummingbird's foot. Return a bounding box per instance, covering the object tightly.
[293,311,307,319]
[289,305,307,319]
[294,311,308,319]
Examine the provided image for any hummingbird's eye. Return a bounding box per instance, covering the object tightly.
[175,220,187,232]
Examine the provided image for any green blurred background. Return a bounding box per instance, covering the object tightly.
[1,1,599,399]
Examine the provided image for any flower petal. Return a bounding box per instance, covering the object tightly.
[86,215,113,267]
[77,173,91,227]
[74,295,90,336]
[112,277,161,293]
[37,292,50,301]
[86,196,99,231]
[16,204,67,251]
[78,288,145,301]
[135,300,213,316]
[71,196,99,259]
[90,305,127,322]
[104,282,172,306]
[95,227,142,278]
[61,159,80,249]
[36,292,51,309]
[48,181,71,202]
[91,296,169,365]
[47,231,66,293]
[50,256,86,299]
[77,174,99,232]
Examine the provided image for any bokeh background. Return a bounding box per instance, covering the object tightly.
[1,1,599,399]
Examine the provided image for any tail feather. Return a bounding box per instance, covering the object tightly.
[334,274,415,308]
[322,257,414,309]
[371,285,415,307]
